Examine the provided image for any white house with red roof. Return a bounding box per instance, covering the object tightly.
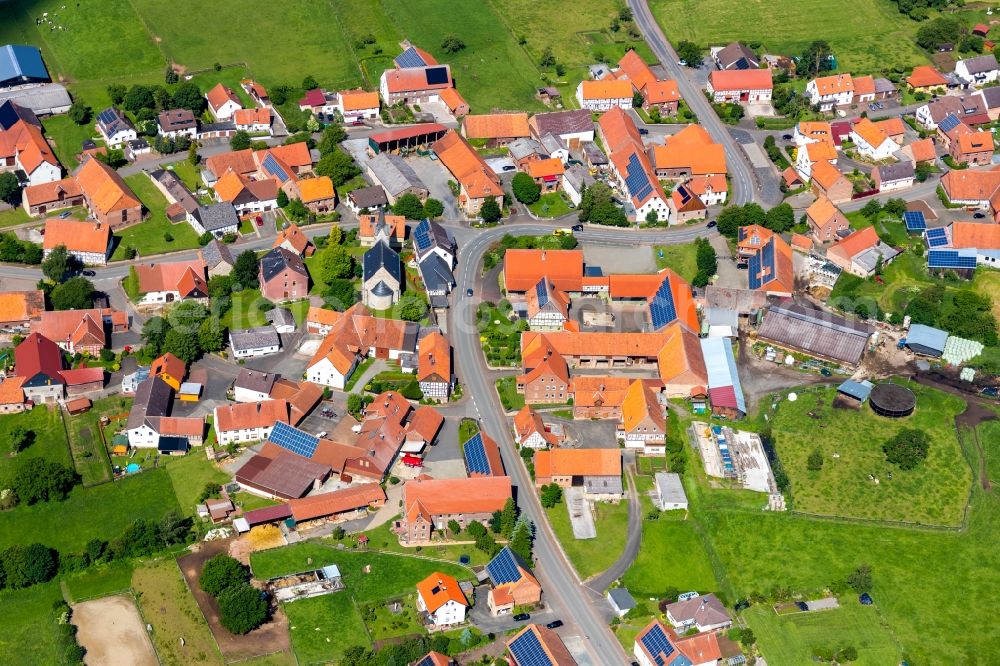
[206,83,242,121]
[706,70,773,103]
[416,572,468,627]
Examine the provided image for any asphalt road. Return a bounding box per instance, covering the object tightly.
[628,0,760,206]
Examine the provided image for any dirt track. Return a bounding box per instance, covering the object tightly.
[73,595,157,666]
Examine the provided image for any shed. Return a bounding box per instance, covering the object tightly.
[654,472,688,511]
[607,587,637,617]
[65,397,92,415]
[178,382,202,401]
[904,324,948,357]
[837,379,874,403]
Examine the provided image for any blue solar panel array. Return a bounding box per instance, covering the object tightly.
[413,656,435,666]
[926,227,949,248]
[624,153,653,202]
[938,114,961,133]
[98,108,119,126]
[262,153,290,182]
[748,248,763,290]
[487,547,524,584]
[535,279,550,308]
[413,219,432,254]
[270,422,319,458]
[927,249,977,269]
[508,628,552,666]
[649,275,677,330]
[425,66,450,85]
[464,432,492,475]
[394,47,427,69]
[748,237,776,290]
[903,211,926,232]
[640,623,677,666]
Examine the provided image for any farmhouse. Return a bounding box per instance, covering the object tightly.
[0,289,44,332]
[850,118,897,160]
[939,168,1000,211]
[366,152,428,203]
[650,124,727,181]
[0,100,61,185]
[794,138,837,182]
[379,64,454,106]
[416,572,468,628]
[346,185,388,214]
[706,69,772,103]
[200,239,235,277]
[395,475,512,542]
[620,379,667,454]
[507,625,576,666]
[513,405,560,449]
[806,73,855,111]
[525,276,569,330]
[233,107,272,134]
[599,108,670,223]
[259,247,309,301]
[273,222,315,257]
[213,399,290,446]
[134,260,208,305]
[534,448,623,499]
[206,83,242,121]
[213,169,278,216]
[96,107,136,148]
[126,376,203,449]
[31,308,126,355]
[615,50,681,114]
[432,130,502,216]
[417,330,451,400]
[485,547,542,616]
[872,162,915,192]
[806,196,851,242]
[291,177,336,214]
[149,352,185,391]
[826,226,899,277]
[14,333,65,403]
[337,89,380,122]
[42,218,112,265]
[575,79,633,111]
[230,326,281,359]
[462,113,530,146]
[27,156,142,227]
[809,160,852,204]
[528,109,594,147]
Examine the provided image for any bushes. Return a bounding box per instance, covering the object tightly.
[8,458,80,505]
[883,429,930,470]
[0,543,58,589]
[217,583,268,634]
[199,554,250,597]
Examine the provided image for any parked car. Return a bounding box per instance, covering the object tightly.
[81,270,96,277]
[513,613,530,621]
[781,134,793,140]
[974,212,986,219]
[503,164,516,171]
[466,288,474,297]
[638,128,649,135]
[707,220,717,228]
[58,211,72,219]
[571,224,584,231]
[546,620,563,629]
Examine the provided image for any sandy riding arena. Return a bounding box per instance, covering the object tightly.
[73,595,158,666]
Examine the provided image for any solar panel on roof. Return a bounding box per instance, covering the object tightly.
[425,66,449,85]
[463,432,492,475]
[508,628,552,666]
[927,249,978,269]
[269,422,319,458]
[748,251,763,290]
[926,227,949,248]
[938,114,961,132]
[98,108,118,125]
[413,219,431,252]
[649,275,677,329]
[395,47,427,69]
[535,279,550,308]
[486,548,523,584]
[640,623,676,666]
[262,153,290,182]
[903,211,926,231]
[624,153,654,202]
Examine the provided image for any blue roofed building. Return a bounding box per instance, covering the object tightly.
[362,240,402,310]
[485,546,541,615]
[837,379,874,404]
[699,337,746,419]
[0,45,50,88]
[904,323,949,357]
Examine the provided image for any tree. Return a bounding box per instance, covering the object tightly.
[539,47,556,68]
[448,519,462,536]
[466,521,487,539]
[393,193,426,219]
[164,329,201,363]
[676,41,702,67]
[441,35,466,54]
[107,84,127,105]
[693,237,717,288]
[315,150,361,186]
[509,517,534,562]
[276,189,289,208]
[141,316,168,354]
[0,543,58,589]
[883,429,930,470]
[318,124,347,154]
[198,317,225,353]
[41,245,72,282]
[882,198,906,218]
[285,198,309,221]
[164,65,179,84]
[320,246,353,283]
[397,294,426,322]
[68,99,91,125]
[511,172,541,205]
[217,583,268,634]
[199,555,249,597]
[619,6,633,20]
[302,75,319,91]
[423,198,444,219]
[800,40,834,76]
[860,199,882,220]
[123,85,155,113]
[10,459,79,504]
[230,130,252,151]
[232,251,260,290]
[715,206,743,239]
[347,393,364,415]
[51,277,94,310]
[0,172,19,206]
[846,564,873,594]
[499,498,518,538]
[764,203,795,233]
[480,198,502,224]
[915,161,933,183]
[807,448,824,471]
[171,82,206,114]
[540,483,563,507]
[916,17,962,51]
[9,426,31,453]
[324,279,356,310]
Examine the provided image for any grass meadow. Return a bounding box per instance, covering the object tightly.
[0,407,71,480]
[0,581,67,666]
[654,243,699,283]
[113,174,201,259]
[545,496,629,580]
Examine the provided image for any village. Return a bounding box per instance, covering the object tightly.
[0,3,999,665]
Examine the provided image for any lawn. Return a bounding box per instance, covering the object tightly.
[743,603,902,665]
[283,592,368,666]
[40,114,101,170]
[357,522,492,567]
[545,497,629,580]
[0,467,180,553]
[165,161,203,192]
[113,174,201,260]
[495,376,525,411]
[0,406,72,481]
[528,192,573,218]
[976,419,1000,482]
[622,516,718,598]
[160,451,230,515]
[133,560,225,666]
[654,243,699,283]
[63,561,135,602]
[232,491,280,512]
[0,206,31,230]
[64,396,125,486]
[223,289,278,330]
[479,301,525,368]
[771,384,971,526]
[0,581,68,666]
[648,0,928,75]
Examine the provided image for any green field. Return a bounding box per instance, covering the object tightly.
[744,603,902,665]
[283,592,368,666]
[977,420,1000,482]
[621,515,718,598]
[160,451,230,515]
[64,396,123,486]
[41,115,101,170]
[545,497,629,580]
[654,243,699,283]
[649,0,927,74]
[0,467,179,553]
[114,174,201,260]
[0,407,71,481]
[0,581,67,666]
[63,561,135,602]
[772,384,971,526]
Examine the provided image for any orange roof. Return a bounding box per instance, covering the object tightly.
[806,196,841,225]
[23,177,83,207]
[534,448,621,478]
[749,235,794,295]
[407,405,445,442]
[956,130,995,155]
[0,376,25,405]
[296,177,335,204]
[418,331,451,383]
[655,268,699,331]
[941,169,1000,201]
[274,223,314,253]
[579,79,633,101]
[907,137,937,163]
[207,83,241,113]
[259,142,313,170]
[432,130,502,199]
[75,156,141,216]
[416,572,468,612]
[570,375,632,407]
[803,140,837,164]
[439,87,469,113]
[737,224,774,252]
[656,322,708,385]
[810,160,845,190]
[463,113,530,140]
[876,117,905,137]
[513,405,559,446]
[43,218,111,254]
[526,157,565,179]
[338,89,380,112]
[709,69,773,91]
[852,118,890,149]
[797,121,832,141]
[288,483,386,522]
[32,309,110,348]
[812,73,854,95]
[676,632,722,664]
[359,213,406,240]
[687,174,727,198]
[0,290,44,324]
[135,260,207,297]
[621,379,665,433]
[233,107,270,126]
[403,476,511,516]
[206,149,257,178]
[852,75,876,97]
[598,107,643,155]
[828,226,880,262]
[642,79,680,105]
[306,306,342,328]
[950,221,1000,249]
[653,124,727,175]
[782,166,804,187]
[617,49,657,91]
[213,169,251,203]
[0,119,59,175]
[383,66,453,94]
[157,416,204,437]
[791,233,814,251]
[215,399,289,432]
[150,352,186,383]
[907,66,948,89]
[504,249,583,292]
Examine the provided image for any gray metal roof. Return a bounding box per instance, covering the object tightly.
[197,202,240,231]
[363,240,401,284]
[539,133,567,155]
[0,83,71,115]
[234,367,277,394]
[757,304,873,365]
[837,379,874,402]
[230,326,281,351]
[367,152,427,198]
[260,247,307,283]
[507,137,545,162]
[654,472,687,507]
[266,307,295,328]
[876,162,914,182]
[563,163,595,193]
[348,185,389,209]
[127,376,173,431]
[582,141,608,165]
[906,323,949,354]
[960,54,999,75]
[607,587,637,610]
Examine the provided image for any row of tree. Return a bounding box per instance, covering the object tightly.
[107,81,206,116]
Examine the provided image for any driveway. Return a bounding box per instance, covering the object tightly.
[581,244,656,274]
[565,488,596,539]
[709,235,744,289]
[405,155,462,222]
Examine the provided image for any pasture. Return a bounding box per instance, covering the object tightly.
[545,497,628,580]
[0,582,67,666]
[648,0,928,74]
[771,384,971,526]
[0,406,71,480]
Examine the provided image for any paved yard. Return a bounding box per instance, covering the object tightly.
[543,413,620,449]
[709,234,745,290]
[582,244,656,274]
[566,488,597,539]
[569,298,649,333]
[405,155,462,222]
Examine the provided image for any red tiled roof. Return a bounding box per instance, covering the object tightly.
[709,69,772,91]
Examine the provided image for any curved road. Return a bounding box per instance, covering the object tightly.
[628,0,759,206]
